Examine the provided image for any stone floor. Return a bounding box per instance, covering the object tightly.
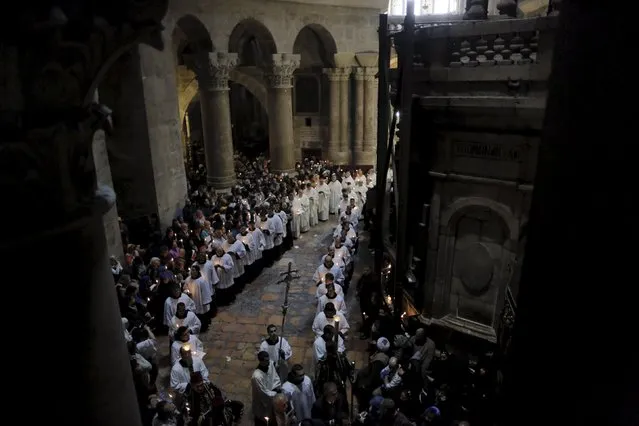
[156,218,371,424]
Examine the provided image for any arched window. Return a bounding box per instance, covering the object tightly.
[388,0,461,15]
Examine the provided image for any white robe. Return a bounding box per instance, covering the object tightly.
[313,335,346,363]
[202,259,220,289]
[282,377,316,421]
[239,232,257,265]
[261,218,275,250]
[170,335,205,365]
[308,187,319,227]
[300,194,310,232]
[316,282,344,299]
[312,264,345,286]
[136,337,158,362]
[317,183,330,221]
[317,294,348,315]
[328,180,342,214]
[342,176,354,190]
[312,311,349,336]
[169,311,202,337]
[223,240,246,278]
[332,245,351,267]
[212,253,234,290]
[259,337,293,365]
[277,210,289,239]
[291,197,302,239]
[271,214,285,247]
[182,276,212,315]
[252,227,265,260]
[251,361,282,418]
[164,294,196,327]
[170,356,209,393]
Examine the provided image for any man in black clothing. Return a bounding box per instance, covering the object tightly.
[311,382,347,426]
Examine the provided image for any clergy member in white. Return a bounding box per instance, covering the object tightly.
[316,274,344,299]
[291,191,303,239]
[170,346,209,394]
[238,226,257,266]
[169,302,202,338]
[260,212,275,251]
[250,221,265,261]
[281,364,316,421]
[328,174,342,215]
[212,246,235,303]
[251,351,282,420]
[202,254,220,288]
[313,325,346,363]
[307,182,319,227]
[342,170,355,190]
[164,284,196,327]
[170,326,205,365]
[182,265,212,322]
[317,177,330,221]
[300,187,311,233]
[317,284,348,315]
[259,324,293,380]
[312,256,345,286]
[312,303,349,337]
[222,233,246,279]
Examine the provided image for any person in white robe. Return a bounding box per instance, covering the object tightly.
[170,346,209,393]
[251,351,282,420]
[239,226,257,266]
[164,284,197,327]
[316,275,344,299]
[366,168,377,188]
[313,325,346,363]
[328,174,342,215]
[209,229,226,252]
[316,178,330,221]
[322,247,345,270]
[307,183,319,227]
[312,256,345,286]
[250,221,265,262]
[281,364,316,421]
[348,198,362,223]
[269,210,285,250]
[354,180,367,209]
[170,326,205,365]
[300,189,310,233]
[332,238,352,269]
[202,256,220,288]
[182,265,212,323]
[312,303,349,336]
[212,247,235,305]
[122,317,132,342]
[259,324,293,381]
[260,212,275,252]
[291,192,302,239]
[342,171,355,190]
[223,233,246,279]
[317,285,348,315]
[338,191,350,218]
[169,302,201,338]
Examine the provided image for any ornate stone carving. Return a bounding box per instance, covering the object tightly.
[453,242,494,295]
[0,2,169,239]
[184,52,238,91]
[353,67,365,81]
[322,67,351,83]
[265,54,300,89]
[363,67,378,82]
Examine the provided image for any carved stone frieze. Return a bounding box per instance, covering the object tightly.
[265,54,301,89]
[184,52,238,91]
[322,67,351,83]
[0,2,169,239]
[363,67,377,82]
[353,67,365,81]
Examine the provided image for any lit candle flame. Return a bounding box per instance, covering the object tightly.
[386,295,393,305]
[333,315,340,323]
[183,344,191,352]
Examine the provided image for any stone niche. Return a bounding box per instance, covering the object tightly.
[432,197,518,341]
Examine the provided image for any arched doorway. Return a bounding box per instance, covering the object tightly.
[172,15,214,180]
[293,24,337,159]
[228,18,278,156]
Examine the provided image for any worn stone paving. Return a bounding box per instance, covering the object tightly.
[156,219,371,424]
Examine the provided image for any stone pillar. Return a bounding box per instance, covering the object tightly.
[185,52,238,190]
[264,53,300,174]
[323,68,342,163]
[353,68,366,165]
[363,67,378,163]
[338,68,352,165]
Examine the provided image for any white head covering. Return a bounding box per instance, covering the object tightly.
[376,337,390,352]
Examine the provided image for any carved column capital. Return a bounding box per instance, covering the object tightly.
[353,67,366,81]
[323,67,351,82]
[265,54,300,89]
[184,52,238,91]
[363,67,377,81]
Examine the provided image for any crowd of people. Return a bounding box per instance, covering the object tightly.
[113,155,376,425]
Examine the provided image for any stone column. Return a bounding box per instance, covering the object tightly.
[185,52,238,190]
[339,68,352,165]
[264,53,300,174]
[353,68,366,165]
[363,67,378,162]
[323,68,342,163]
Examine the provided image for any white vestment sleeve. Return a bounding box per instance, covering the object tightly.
[253,374,277,398]
[312,314,325,336]
[282,338,293,360]
[170,367,189,393]
[163,298,173,326]
[189,312,202,335]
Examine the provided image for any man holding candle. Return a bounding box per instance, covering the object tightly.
[252,351,282,426]
[312,303,349,337]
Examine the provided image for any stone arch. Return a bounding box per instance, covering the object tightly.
[172,15,215,64]
[179,70,268,123]
[292,24,338,68]
[441,197,519,242]
[228,18,278,66]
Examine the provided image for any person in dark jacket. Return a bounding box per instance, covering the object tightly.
[311,382,348,426]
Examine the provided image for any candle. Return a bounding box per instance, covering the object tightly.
[183,344,191,352]
[333,315,340,324]
[386,295,392,305]
[264,417,270,425]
